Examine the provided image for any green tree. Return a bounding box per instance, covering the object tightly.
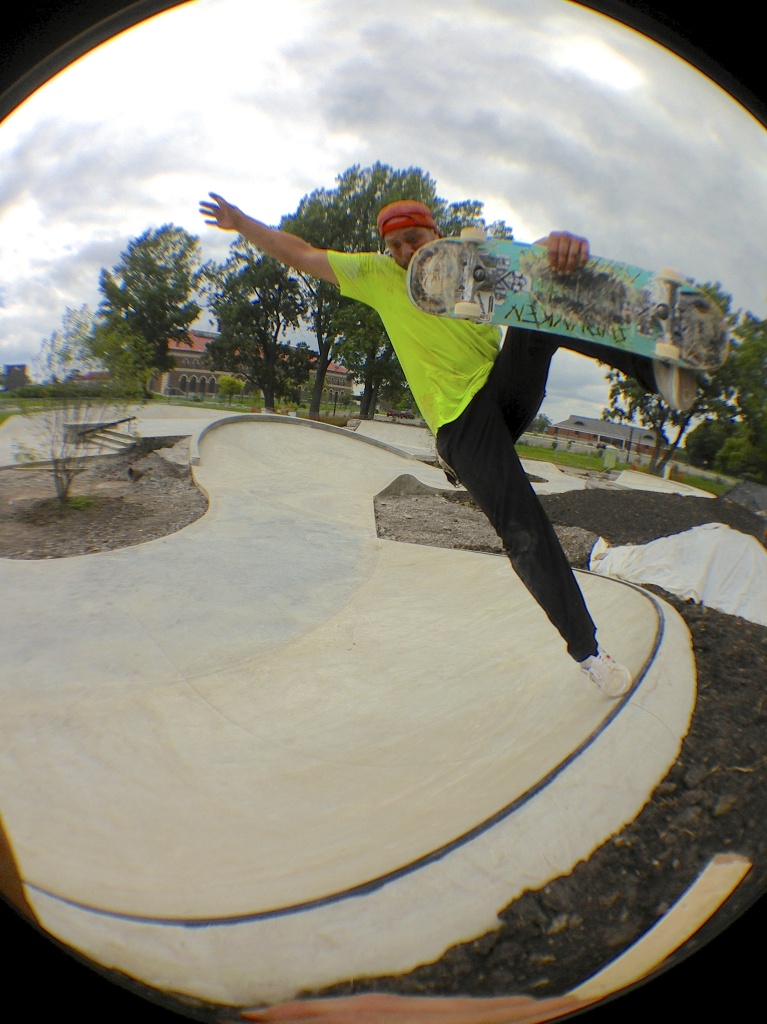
[89,320,153,398]
[715,428,765,482]
[720,311,767,481]
[308,163,442,253]
[218,374,245,405]
[281,163,503,417]
[97,224,206,373]
[280,163,435,417]
[529,413,552,434]
[205,242,310,411]
[333,304,406,419]
[603,368,729,475]
[673,289,766,483]
[602,283,740,475]
[684,417,737,470]
[278,196,351,419]
[35,305,101,383]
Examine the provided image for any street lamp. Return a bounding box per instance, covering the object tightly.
[626,425,636,460]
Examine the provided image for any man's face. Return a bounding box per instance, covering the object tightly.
[383,225,441,269]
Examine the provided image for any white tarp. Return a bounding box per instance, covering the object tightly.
[589,522,767,627]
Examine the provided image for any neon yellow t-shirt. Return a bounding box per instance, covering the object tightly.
[327,250,501,434]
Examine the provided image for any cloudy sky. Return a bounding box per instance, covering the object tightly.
[1,0,765,425]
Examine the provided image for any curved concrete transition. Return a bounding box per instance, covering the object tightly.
[0,416,695,1008]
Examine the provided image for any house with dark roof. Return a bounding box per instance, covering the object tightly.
[547,415,661,457]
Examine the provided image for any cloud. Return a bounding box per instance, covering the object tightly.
[543,349,614,425]
[279,0,767,314]
[1,0,765,401]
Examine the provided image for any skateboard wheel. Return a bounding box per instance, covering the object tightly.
[654,341,680,360]
[454,301,483,318]
[658,267,686,283]
[460,226,488,243]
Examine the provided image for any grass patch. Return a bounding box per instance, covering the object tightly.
[65,495,95,511]
[669,473,730,496]
[515,443,609,472]
[516,444,730,495]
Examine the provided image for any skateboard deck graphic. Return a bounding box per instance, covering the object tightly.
[406,232,728,374]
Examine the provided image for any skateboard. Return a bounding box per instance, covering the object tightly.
[406,229,729,408]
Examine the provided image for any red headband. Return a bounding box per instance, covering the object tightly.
[377,200,438,237]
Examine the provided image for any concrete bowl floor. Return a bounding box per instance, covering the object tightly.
[0,417,695,1008]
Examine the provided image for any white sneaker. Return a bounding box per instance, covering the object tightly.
[580,648,632,698]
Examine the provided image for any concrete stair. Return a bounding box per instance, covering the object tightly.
[82,427,137,453]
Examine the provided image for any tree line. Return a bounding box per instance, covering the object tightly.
[602,283,766,484]
[33,162,510,418]
[29,161,766,483]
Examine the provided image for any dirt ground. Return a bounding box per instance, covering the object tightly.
[0,437,207,559]
[2,440,766,1008]
[368,479,767,1000]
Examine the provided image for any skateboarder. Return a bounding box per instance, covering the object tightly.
[199,194,637,697]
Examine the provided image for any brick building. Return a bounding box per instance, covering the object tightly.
[310,361,353,405]
[149,330,238,397]
[150,331,353,404]
[547,415,661,457]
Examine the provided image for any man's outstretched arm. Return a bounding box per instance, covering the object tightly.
[200,193,339,285]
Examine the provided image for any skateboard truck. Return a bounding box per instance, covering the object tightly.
[455,227,502,318]
[653,267,686,362]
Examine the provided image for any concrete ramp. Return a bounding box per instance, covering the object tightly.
[0,417,695,1008]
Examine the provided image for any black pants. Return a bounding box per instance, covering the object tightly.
[436,328,657,663]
